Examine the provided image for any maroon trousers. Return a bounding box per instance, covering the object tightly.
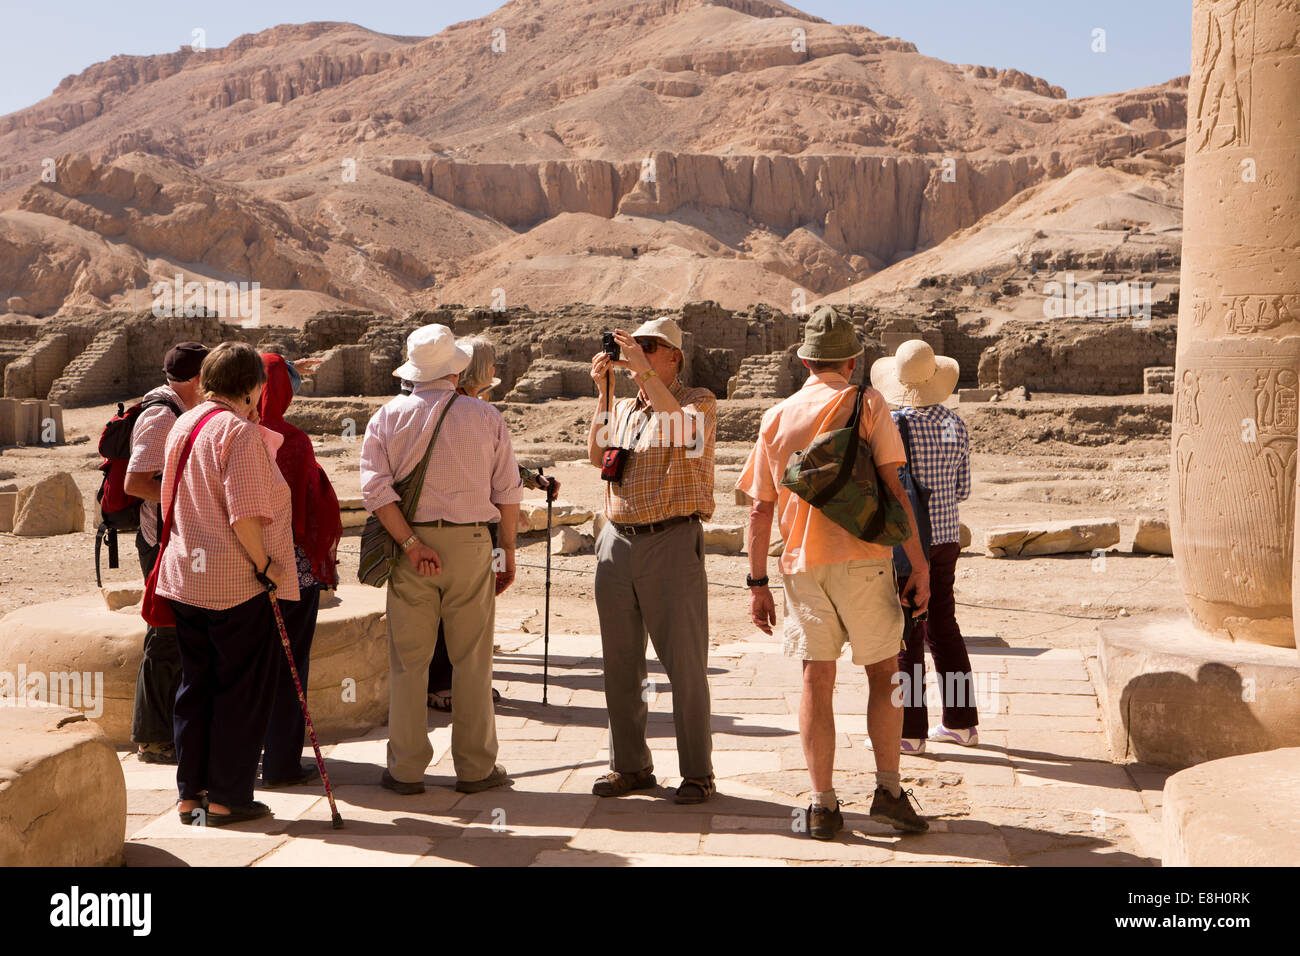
[896,542,979,738]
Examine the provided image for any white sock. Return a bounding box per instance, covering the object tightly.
[876,770,902,799]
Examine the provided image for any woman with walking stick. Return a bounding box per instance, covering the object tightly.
[150,342,297,827]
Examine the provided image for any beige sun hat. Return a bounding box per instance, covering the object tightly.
[870,340,960,407]
[630,316,683,351]
[392,324,473,383]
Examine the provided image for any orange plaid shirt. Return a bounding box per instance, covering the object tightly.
[603,377,716,525]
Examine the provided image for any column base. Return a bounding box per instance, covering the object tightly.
[1095,614,1300,769]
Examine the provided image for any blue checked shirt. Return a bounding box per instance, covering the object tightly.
[891,405,971,546]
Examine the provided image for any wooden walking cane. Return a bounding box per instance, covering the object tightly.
[541,467,552,706]
[257,569,344,829]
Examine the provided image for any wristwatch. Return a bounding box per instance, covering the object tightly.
[746,574,769,588]
[400,534,418,552]
[636,367,658,380]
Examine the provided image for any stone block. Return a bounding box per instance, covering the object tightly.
[12,471,85,536]
[519,498,592,533]
[703,523,744,554]
[1143,365,1174,395]
[101,586,143,611]
[959,522,972,549]
[551,526,593,555]
[1163,748,1300,866]
[958,388,997,403]
[1096,614,1300,769]
[0,490,14,532]
[985,518,1119,557]
[0,398,18,445]
[1132,517,1172,555]
[0,706,126,866]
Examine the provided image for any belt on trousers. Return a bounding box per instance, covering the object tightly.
[610,514,699,537]
[411,519,487,527]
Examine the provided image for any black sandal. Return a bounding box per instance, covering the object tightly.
[177,795,208,825]
[205,801,273,828]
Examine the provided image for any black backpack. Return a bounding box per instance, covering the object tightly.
[94,395,182,585]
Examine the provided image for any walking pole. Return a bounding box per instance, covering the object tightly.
[256,569,344,830]
[541,467,552,706]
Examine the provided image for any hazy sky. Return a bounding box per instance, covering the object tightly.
[0,0,1192,117]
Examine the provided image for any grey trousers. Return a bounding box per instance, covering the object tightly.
[594,518,713,780]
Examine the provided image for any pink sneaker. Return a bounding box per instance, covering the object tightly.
[929,725,979,747]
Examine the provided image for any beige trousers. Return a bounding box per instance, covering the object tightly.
[385,524,497,783]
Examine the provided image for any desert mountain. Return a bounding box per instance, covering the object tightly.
[0,0,1187,320]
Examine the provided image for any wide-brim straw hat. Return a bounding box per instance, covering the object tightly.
[797,305,863,362]
[870,339,960,407]
[393,324,473,382]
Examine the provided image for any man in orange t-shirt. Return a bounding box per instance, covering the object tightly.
[736,306,931,840]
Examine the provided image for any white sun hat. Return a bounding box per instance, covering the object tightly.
[870,339,961,407]
[392,324,473,383]
[630,316,684,351]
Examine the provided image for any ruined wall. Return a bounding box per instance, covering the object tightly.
[3,334,71,399]
[46,329,128,407]
[978,320,1177,395]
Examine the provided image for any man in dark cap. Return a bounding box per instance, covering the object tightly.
[124,341,209,763]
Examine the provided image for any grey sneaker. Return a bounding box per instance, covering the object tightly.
[869,786,929,832]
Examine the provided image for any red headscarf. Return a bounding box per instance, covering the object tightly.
[258,353,342,588]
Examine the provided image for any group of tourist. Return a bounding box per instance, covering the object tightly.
[128,305,977,841]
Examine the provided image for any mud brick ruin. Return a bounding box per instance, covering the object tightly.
[0,300,1177,411]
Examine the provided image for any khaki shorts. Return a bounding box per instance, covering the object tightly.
[781,559,904,666]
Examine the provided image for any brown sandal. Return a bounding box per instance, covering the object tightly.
[673,776,715,805]
[592,769,657,798]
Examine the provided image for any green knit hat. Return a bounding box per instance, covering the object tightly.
[797,306,863,362]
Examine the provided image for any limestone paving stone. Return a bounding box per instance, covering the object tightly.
[124,836,289,867]
[257,834,437,866]
[418,836,569,867]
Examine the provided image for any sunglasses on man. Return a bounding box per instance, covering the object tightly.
[634,337,664,354]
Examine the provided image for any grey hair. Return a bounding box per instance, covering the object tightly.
[458,336,498,397]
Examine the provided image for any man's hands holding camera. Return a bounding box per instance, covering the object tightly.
[590,329,652,391]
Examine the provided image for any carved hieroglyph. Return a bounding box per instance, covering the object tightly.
[1172,0,1300,647]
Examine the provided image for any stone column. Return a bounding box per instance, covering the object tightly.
[1171,0,1300,648]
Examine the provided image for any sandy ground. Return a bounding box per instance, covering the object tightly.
[1,397,1181,654]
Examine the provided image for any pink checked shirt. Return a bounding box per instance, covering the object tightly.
[154,401,299,611]
[360,381,523,523]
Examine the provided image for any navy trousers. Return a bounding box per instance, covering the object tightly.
[261,584,322,781]
[171,592,277,807]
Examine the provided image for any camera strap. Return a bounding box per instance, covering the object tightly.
[615,400,653,451]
